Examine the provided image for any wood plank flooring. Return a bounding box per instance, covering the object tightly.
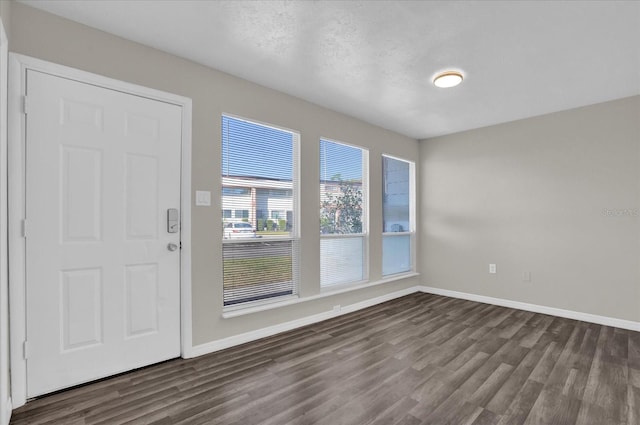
[10,293,640,425]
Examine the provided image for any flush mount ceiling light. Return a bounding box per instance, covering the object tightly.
[433,71,463,88]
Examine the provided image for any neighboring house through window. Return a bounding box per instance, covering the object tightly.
[221,115,299,307]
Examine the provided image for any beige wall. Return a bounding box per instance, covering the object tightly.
[0,1,9,39]
[9,3,420,346]
[421,96,640,322]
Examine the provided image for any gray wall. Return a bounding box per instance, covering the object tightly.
[9,3,420,346]
[0,1,9,39]
[420,96,640,322]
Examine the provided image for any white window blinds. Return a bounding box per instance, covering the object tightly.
[382,155,414,276]
[320,139,368,287]
[221,115,299,306]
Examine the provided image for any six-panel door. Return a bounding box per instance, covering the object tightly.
[25,70,182,397]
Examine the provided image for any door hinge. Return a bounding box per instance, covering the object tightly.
[23,341,29,360]
[22,95,29,114]
[21,219,27,238]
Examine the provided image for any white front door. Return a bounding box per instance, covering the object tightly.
[25,70,182,397]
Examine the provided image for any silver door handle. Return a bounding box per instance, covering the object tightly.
[167,243,179,252]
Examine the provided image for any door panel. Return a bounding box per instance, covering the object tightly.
[61,268,103,351]
[25,70,182,397]
[125,263,159,338]
[126,154,159,239]
[61,146,103,242]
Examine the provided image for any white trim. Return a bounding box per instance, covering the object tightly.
[222,294,300,314]
[320,233,367,239]
[223,272,420,318]
[381,231,412,237]
[419,286,640,332]
[3,399,10,425]
[8,54,194,407]
[179,88,194,359]
[7,51,26,411]
[219,281,640,354]
[222,112,300,138]
[0,18,9,425]
[222,235,295,244]
[191,286,419,358]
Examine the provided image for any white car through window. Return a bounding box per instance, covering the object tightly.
[223,222,257,239]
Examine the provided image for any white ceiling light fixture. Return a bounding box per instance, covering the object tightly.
[433,71,464,88]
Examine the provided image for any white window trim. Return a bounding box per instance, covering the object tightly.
[222,272,420,318]
[223,293,299,314]
[320,233,367,239]
[382,231,413,237]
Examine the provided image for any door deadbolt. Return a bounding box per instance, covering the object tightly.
[167,208,179,233]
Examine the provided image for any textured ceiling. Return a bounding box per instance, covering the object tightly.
[18,0,640,139]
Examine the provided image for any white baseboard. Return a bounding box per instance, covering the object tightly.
[187,286,419,358]
[419,285,640,332]
[186,283,639,360]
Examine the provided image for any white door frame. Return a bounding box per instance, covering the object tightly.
[8,53,193,408]
[0,18,10,425]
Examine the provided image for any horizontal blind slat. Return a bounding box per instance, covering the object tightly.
[222,115,299,306]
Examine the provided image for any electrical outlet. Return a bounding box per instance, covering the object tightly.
[523,271,531,282]
[333,305,341,313]
[489,264,497,274]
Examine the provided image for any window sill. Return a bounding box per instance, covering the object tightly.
[221,271,419,319]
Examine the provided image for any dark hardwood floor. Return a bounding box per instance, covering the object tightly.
[10,292,640,425]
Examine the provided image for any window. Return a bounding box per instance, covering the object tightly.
[268,189,292,198]
[320,139,368,287]
[222,187,250,196]
[222,209,232,219]
[221,115,299,307]
[382,155,415,276]
[235,209,249,219]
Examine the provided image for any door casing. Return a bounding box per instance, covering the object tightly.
[8,53,193,408]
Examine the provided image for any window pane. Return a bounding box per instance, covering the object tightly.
[320,140,363,235]
[223,241,294,305]
[221,115,299,307]
[222,115,295,236]
[235,209,249,219]
[383,157,410,232]
[320,139,367,288]
[223,187,250,196]
[382,235,411,275]
[320,237,364,287]
[382,156,413,276]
